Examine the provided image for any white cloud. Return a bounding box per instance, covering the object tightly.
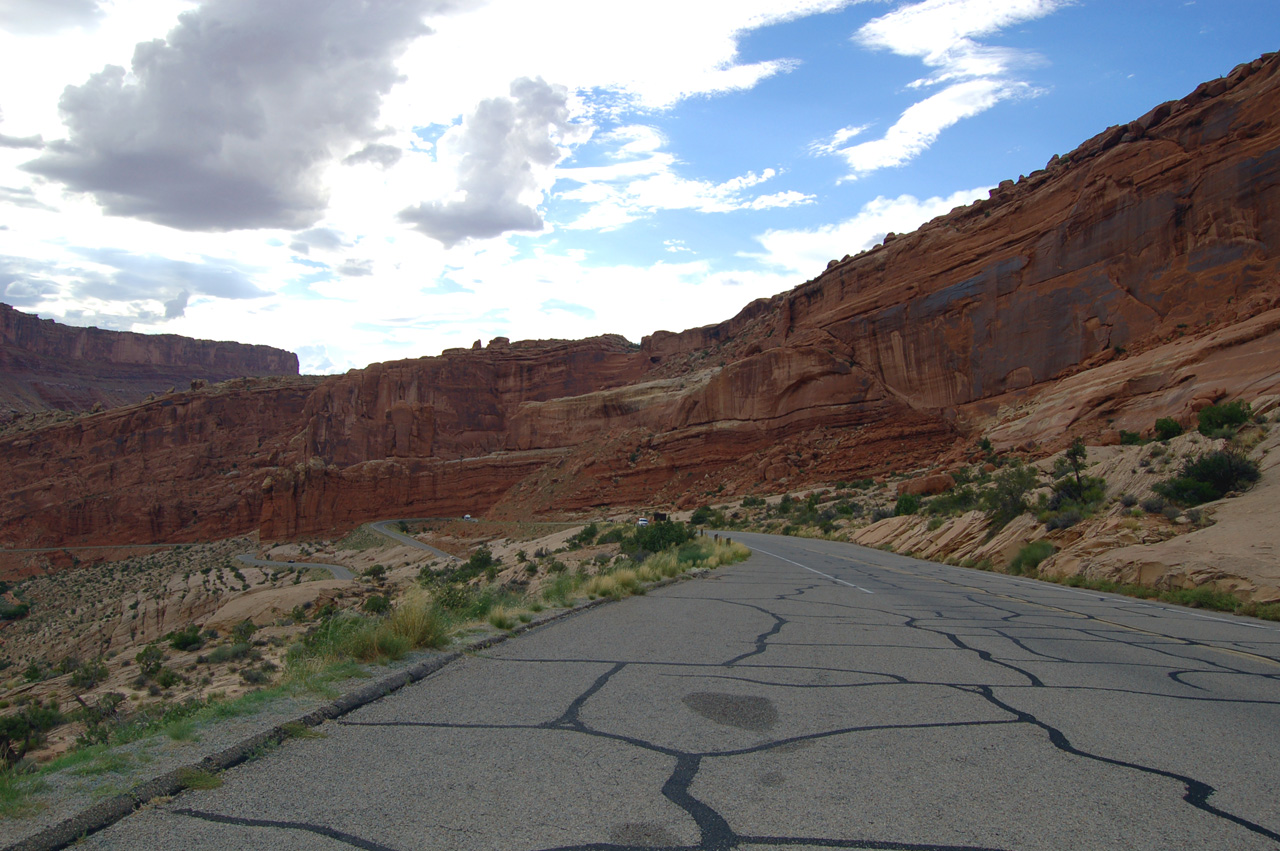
[399,77,587,247]
[385,0,864,124]
[557,126,814,230]
[23,0,469,231]
[832,78,1022,174]
[820,0,1068,177]
[750,186,991,274]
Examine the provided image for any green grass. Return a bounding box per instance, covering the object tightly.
[1051,574,1280,620]
[0,770,47,818]
[1008,540,1055,576]
[176,767,222,790]
[70,749,135,776]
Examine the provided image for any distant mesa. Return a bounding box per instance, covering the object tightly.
[0,302,299,414]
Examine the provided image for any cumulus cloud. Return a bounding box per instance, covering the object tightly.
[68,248,270,303]
[23,0,466,231]
[0,0,103,35]
[0,185,56,211]
[289,227,349,255]
[337,258,374,277]
[399,77,585,247]
[164,289,190,319]
[557,125,815,230]
[750,186,991,274]
[1,257,61,307]
[0,133,44,150]
[343,143,403,169]
[819,0,1068,177]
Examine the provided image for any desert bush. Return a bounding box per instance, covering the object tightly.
[363,595,390,614]
[135,645,164,680]
[168,624,204,652]
[1140,496,1167,514]
[1119,430,1142,445]
[630,520,695,554]
[206,643,251,664]
[1118,493,1138,507]
[894,493,920,516]
[569,523,599,547]
[1154,417,1184,441]
[925,486,979,517]
[981,464,1040,529]
[740,495,766,508]
[69,657,108,690]
[1044,509,1082,531]
[1153,449,1260,506]
[1197,400,1251,436]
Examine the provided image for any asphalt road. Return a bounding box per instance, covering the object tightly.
[367,520,459,561]
[83,532,1280,850]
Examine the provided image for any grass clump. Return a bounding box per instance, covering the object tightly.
[176,767,222,790]
[1008,540,1054,576]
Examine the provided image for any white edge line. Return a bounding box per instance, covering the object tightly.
[751,544,874,594]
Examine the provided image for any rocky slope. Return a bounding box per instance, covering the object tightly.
[3,53,1280,551]
[0,303,299,413]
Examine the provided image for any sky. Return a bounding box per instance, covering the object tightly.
[0,0,1277,374]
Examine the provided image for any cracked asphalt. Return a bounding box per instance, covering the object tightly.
[80,532,1280,850]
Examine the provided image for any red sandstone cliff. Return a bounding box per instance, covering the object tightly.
[0,303,299,413]
[3,54,1280,549]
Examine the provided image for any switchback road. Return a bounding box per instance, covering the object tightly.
[82,531,1280,850]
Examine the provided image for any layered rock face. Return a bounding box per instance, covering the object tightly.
[0,303,299,413]
[0,379,318,548]
[4,54,1280,548]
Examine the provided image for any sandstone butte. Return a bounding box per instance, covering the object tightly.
[0,301,299,413]
[3,53,1280,552]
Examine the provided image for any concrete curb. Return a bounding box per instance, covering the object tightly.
[4,568,710,851]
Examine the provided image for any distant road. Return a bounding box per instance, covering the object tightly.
[84,531,1280,849]
[367,519,459,561]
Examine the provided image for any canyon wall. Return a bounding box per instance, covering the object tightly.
[3,54,1280,548]
[0,303,299,413]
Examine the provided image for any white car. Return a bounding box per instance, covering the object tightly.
[636,517,649,526]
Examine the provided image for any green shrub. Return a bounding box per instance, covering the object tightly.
[924,486,979,517]
[0,601,29,621]
[1008,540,1054,575]
[1119,430,1142,445]
[135,645,164,679]
[1197,400,1251,436]
[596,527,625,545]
[570,523,599,546]
[1152,449,1260,506]
[206,643,252,664]
[231,620,257,642]
[168,624,204,652]
[363,595,390,614]
[981,464,1040,529]
[631,520,695,554]
[689,506,714,525]
[893,493,920,516]
[1154,417,1184,441]
[69,658,108,690]
[740,495,766,508]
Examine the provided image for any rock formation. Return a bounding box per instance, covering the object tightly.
[0,303,299,413]
[3,53,1280,550]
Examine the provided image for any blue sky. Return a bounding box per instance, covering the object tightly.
[0,0,1277,373]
